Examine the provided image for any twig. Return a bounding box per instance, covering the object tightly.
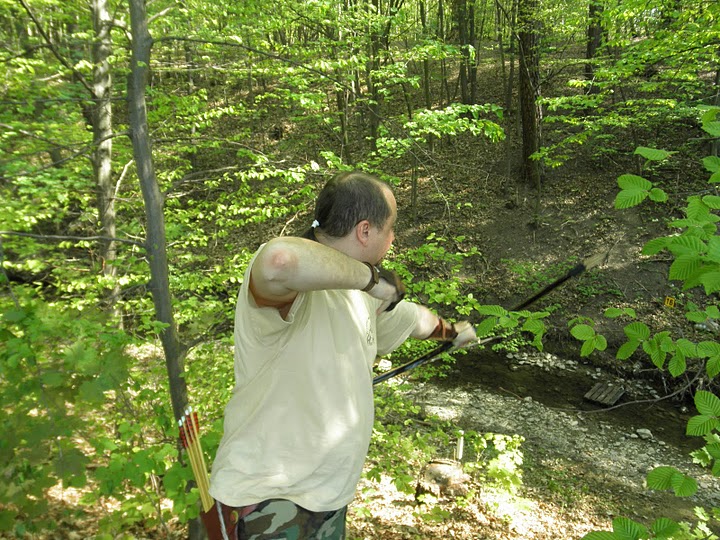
[0,231,145,248]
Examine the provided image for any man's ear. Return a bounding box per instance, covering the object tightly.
[356,219,371,246]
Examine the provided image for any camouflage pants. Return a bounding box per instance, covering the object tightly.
[236,499,347,540]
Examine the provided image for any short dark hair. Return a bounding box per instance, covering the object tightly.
[304,171,392,239]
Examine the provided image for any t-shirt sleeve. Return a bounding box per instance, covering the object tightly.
[236,250,305,347]
[375,300,421,356]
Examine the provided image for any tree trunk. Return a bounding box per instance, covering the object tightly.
[128,5,200,535]
[495,0,516,180]
[507,0,517,116]
[585,0,604,94]
[439,0,450,105]
[455,0,470,104]
[714,62,720,157]
[366,0,385,148]
[468,0,477,104]
[90,0,120,320]
[419,0,432,109]
[128,0,188,425]
[517,0,542,192]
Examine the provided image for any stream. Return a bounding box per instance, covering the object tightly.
[436,348,701,452]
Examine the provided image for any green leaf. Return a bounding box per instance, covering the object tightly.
[703,122,720,138]
[634,146,672,161]
[708,237,720,262]
[0,509,18,532]
[686,310,709,323]
[643,339,666,369]
[648,188,668,202]
[612,516,647,540]
[707,443,720,460]
[617,174,652,190]
[702,195,720,209]
[641,237,668,255]
[604,308,624,318]
[651,517,680,538]
[41,371,65,387]
[475,317,498,338]
[686,196,713,221]
[670,472,697,497]
[624,322,650,341]
[78,380,107,403]
[4,309,28,323]
[694,390,720,416]
[686,415,720,436]
[669,255,701,280]
[54,448,88,487]
[708,356,720,379]
[581,533,617,540]
[667,235,706,255]
[571,324,596,341]
[675,338,697,357]
[646,466,677,490]
[476,305,507,317]
[617,340,640,360]
[668,354,687,377]
[698,342,720,359]
[615,189,648,209]
[699,272,720,294]
[593,334,607,351]
[580,339,596,357]
[522,318,545,335]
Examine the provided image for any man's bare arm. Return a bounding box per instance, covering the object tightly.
[250,237,396,305]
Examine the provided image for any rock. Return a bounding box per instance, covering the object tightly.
[377,359,392,371]
[636,428,653,440]
[415,458,471,500]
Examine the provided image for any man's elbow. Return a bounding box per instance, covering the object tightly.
[256,239,299,286]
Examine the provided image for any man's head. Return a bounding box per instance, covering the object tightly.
[306,171,397,264]
[310,171,392,236]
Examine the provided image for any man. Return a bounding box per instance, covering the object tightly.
[209,171,476,539]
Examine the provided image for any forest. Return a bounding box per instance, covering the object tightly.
[1,0,719,538]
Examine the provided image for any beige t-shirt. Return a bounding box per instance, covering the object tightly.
[209,251,419,511]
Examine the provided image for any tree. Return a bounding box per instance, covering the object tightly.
[127,0,188,429]
[585,0,605,93]
[90,0,119,318]
[454,0,477,104]
[11,0,124,317]
[517,0,542,191]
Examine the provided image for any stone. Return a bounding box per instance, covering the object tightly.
[415,458,471,500]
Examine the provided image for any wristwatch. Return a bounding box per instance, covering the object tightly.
[362,262,380,292]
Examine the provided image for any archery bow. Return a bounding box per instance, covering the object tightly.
[373,250,610,385]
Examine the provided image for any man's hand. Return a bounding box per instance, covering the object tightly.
[452,321,477,347]
[368,267,405,311]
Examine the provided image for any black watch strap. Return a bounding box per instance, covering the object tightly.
[361,262,380,292]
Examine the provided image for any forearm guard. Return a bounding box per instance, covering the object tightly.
[428,317,458,341]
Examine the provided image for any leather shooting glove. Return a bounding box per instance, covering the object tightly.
[429,318,477,347]
[377,266,406,312]
[451,320,477,347]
